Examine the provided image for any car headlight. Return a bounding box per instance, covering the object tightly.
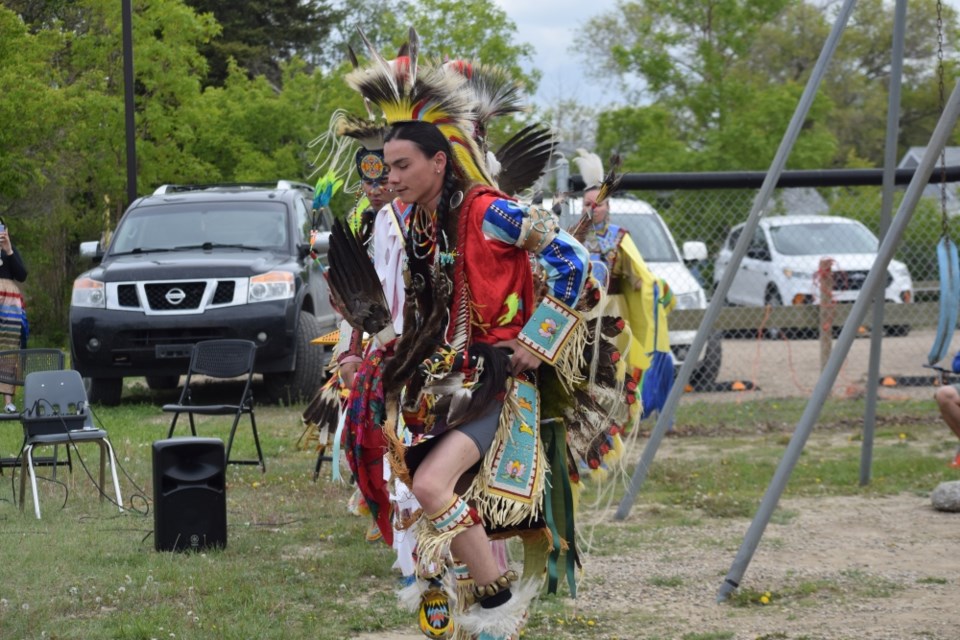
[72,278,106,308]
[248,271,295,303]
[782,268,814,281]
[674,291,704,310]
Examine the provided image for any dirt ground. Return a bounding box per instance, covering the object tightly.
[575,492,960,640]
[686,327,946,404]
[358,490,960,640]
[354,329,960,640]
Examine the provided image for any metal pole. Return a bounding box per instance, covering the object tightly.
[717,78,960,602]
[861,0,908,486]
[122,0,137,206]
[614,0,860,521]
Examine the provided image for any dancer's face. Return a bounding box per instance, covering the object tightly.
[384,139,446,208]
[583,188,609,224]
[361,177,390,212]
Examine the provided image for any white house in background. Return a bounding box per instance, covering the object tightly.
[898,146,960,215]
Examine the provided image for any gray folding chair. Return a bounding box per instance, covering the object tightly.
[18,370,123,519]
[0,349,66,474]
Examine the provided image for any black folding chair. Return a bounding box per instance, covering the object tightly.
[162,339,265,471]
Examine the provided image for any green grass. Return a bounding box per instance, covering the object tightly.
[0,387,955,639]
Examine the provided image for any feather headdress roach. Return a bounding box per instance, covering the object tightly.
[573,149,622,204]
[443,60,525,149]
[570,149,623,239]
[336,113,386,154]
[346,27,494,187]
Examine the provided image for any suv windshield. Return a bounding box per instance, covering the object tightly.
[110,202,289,255]
[769,222,878,256]
[609,213,679,262]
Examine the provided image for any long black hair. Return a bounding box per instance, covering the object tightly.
[381,121,463,396]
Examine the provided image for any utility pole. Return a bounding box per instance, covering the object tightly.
[122,0,137,206]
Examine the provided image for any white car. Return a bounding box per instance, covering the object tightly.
[714,215,913,335]
[550,196,722,386]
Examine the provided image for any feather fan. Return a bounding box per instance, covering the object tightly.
[494,123,555,197]
[327,218,394,339]
[298,375,340,452]
[593,153,622,205]
[439,343,511,428]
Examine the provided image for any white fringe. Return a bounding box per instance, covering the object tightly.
[397,577,431,612]
[453,577,541,639]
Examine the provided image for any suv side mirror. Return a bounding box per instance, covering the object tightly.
[682,241,708,262]
[310,231,331,254]
[79,241,103,263]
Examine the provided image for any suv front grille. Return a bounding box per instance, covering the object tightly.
[145,282,206,310]
[105,278,245,313]
[118,284,139,308]
[212,281,235,304]
[832,270,892,291]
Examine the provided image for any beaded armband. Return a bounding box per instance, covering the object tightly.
[515,205,559,253]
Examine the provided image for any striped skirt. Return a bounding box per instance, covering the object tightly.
[0,279,27,395]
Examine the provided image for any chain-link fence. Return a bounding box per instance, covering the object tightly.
[560,174,960,401]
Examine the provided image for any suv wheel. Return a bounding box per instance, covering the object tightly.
[689,331,723,388]
[145,375,180,390]
[85,377,123,406]
[264,311,328,405]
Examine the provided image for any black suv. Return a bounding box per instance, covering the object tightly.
[69,181,337,405]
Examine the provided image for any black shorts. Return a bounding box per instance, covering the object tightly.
[405,401,503,475]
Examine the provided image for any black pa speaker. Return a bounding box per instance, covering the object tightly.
[153,438,227,552]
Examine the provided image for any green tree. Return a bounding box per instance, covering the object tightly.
[740,0,959,165]
[403,0,539,92]
[325,0,410,68]
[0,0,352,343]
[578,0,959,171]
[181,0,344,87]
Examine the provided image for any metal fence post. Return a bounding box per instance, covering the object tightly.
[717,78,960,603]
[614,0,860,522]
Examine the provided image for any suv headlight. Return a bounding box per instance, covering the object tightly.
[248,271,295,302]
[674,291,704,310]
[72,278,106,308]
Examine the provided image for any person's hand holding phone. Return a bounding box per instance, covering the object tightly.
[0,223,10,255]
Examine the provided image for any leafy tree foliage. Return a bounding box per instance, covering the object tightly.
[0,0,354,343]
[576,0,959,171]
[403,0,539,92]
[0,0,537,344]
[323,0,411,68]
[181,0,344,87]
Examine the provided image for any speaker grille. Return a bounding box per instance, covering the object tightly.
[152,438,227,552]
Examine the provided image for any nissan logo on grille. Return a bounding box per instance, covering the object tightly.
[165,287,187,305]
